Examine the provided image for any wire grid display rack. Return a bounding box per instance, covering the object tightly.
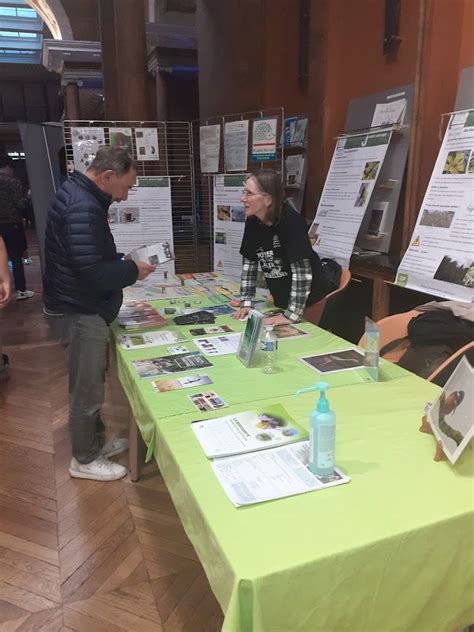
[63,120,211,273]
[192,107,284,270]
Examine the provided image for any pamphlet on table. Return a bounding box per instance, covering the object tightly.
[211,441,350,507]
[193,333,242,356]
[152,374,213,393]
[118,329,186,350]
[191,403,307,459]
[133,351,213,378]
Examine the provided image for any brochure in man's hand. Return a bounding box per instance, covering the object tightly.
[129,241,174,266]
[191,403,307,459]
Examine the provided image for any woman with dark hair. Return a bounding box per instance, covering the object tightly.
[231,169,330,325]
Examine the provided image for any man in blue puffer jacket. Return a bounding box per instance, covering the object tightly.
[44,146,155,481]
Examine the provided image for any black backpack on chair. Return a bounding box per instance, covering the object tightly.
[320,258,342,293]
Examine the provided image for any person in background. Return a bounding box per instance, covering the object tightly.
[0,156,34,300]
[0,236,11,381]
[231,169,330,325]
[44,146,155,482]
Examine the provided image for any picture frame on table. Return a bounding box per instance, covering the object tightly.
[236,309,264,367]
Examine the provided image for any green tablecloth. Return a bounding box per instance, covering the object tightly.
[114,295,474,632]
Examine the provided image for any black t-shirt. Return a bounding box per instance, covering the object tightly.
[240,205,329,309]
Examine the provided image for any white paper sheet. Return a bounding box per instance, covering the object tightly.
[135,128,159,160]
[371,98,407,127]
[224,120,249,171]
[200,124,221,173]
[211,442,350,506]
[193,333,242,356]
[71,127,105,173]
[118,330,186,350]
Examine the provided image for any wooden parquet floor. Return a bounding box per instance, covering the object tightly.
[0,233,223,632]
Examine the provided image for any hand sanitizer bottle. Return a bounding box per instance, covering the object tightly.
[296,382,335,476]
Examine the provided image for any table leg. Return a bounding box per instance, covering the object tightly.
[129,414,146,482]
[372,279,390,321]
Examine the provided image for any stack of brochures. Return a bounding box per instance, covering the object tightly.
[191,403,350,506]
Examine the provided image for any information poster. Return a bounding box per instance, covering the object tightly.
[396,110,474,301]
[308,130,392,266]
[109,176,175,275]
[251,117,277,161]
[71,127,105,173]
[224,120,249,172]
[213,174,246,277]
[199,124,221,173]
[135,128,159,161]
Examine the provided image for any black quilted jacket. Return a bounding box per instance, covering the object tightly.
[43,171,138,324]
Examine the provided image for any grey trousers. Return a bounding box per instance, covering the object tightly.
[46,312,109,464]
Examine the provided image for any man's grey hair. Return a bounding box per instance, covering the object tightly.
[88,146,137,176]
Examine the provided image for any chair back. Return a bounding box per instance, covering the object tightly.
[427,341,474,386]
[304,268,351,327]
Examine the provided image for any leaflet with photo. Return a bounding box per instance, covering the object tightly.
[118,329,186,350]
[193,333,242,356]
[152,374,212,393]
[130,241,174,266]
[211,441,350,507]
[189,325,234,336]
[133,351,213,378]
[191,403,307,459]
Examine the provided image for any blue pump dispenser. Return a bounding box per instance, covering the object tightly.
[296,382,336,476]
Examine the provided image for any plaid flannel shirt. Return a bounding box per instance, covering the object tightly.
[240,258,312,322]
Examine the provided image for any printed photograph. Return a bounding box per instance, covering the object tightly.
[420,209,456,229]
[354,182,370,207]
[230,205,246,222]
[215,231,227,245]
[428,357,474,464]
[109,128,133,155]
[361,160,380,180]
[442,150,470,174]
[217,205,231,221]
[301,349,365,374]
[434,255,474,288]
[366,208,384,236]
[133,351,213,378]
[152,374,212,393]
[119,207,140,224]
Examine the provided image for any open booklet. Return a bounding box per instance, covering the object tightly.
[211,441,350,506]
[191,403,307,459]
[129,241,174,266]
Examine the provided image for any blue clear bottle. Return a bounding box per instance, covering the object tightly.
[296,382,336,476]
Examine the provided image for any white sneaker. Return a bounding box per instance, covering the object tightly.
[69,455,127,481]
[101,437,129,458]
[16,290,34,300]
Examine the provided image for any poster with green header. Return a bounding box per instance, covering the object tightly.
[307,129,392,266]
[396,110,474,302]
